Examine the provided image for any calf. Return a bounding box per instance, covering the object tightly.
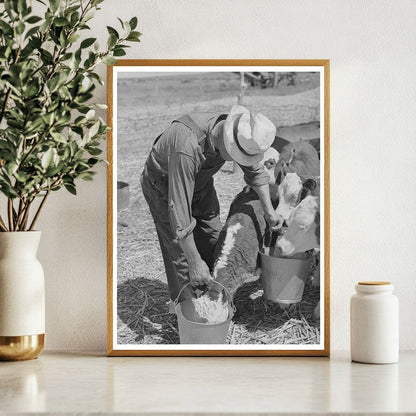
[276,196,320,257]
[211,141,321,308]
[261,147,280,185]
[275,195,321,319]
[212,187,266,298]
[211,146,279,297]
[274,172,303,224]
[272,142,321,318]
[274,140,320,186]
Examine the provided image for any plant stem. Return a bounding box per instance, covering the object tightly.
[0,214,8,232]
[7,199,14,231]
[14,199,23,230]
[20,200,33,231]
[0,88,12,125]
[15,199,27,231]
[18,121,57,169]
[29,190,50,231]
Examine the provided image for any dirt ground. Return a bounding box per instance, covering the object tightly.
[116,71,321,345]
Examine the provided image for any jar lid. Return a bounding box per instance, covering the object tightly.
[356,281,394,293]
[358,281,391,285]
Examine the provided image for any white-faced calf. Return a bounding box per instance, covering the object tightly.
[276,195,320,257]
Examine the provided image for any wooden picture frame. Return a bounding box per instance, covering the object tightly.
[107,60,330,356]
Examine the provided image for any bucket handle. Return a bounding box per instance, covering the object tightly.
[264,228,280,249]
[174,280,236,313]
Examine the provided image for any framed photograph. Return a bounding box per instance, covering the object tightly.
[107,60,330,356]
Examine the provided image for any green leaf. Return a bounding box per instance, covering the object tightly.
[106,26,119,39]
[50,131,67,143]
[126,33,141,42]
[7,119,24,129]
[64,183,76,195]
[17,0,26,14]
[16,21,25,35]
[88,120,100,138]
[63,147,70,160]
[24,83,38,98]
[22,5,32,17]
[117,17,125,29]
[77,171,95,181]
[49,0,60,13]
[54,17,69,27]
[129,17,138,30]
[26,15,42,24]
[103,56,117,65]
[5,162,18,176]
[4,1,16,19]
[25,117,44,133]
[68,33,80,44]
[61,52,72,61]
[87,147,102,156]
[42,112,54,125]
[0,20,13,35]
[74,148,83,159]
[83,9,95,22]
[70,11,80,26]
[41,148,54,169]
[80,37,96,49]
[48,76,60,92]
[128,30,141,39]
[107,33,117,49]
[113,47,126,57]
[14,171,28,183]
[85,109,95,120]
[87,158,100,166]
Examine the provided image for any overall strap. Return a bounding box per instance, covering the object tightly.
[172,115,207,143]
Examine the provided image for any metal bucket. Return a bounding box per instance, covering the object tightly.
[260,248,310,308]
[174,282,235,345]
[117,181,130,212]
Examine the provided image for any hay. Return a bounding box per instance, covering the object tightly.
[117,272,320,345]
[117,277,180,344]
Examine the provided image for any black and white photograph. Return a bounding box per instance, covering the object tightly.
[108,61,329,355]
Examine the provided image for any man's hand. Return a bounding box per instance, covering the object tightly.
[265,210,283,229]
[206,281,225,301]
[253,183,283,227]
[188,257,212,286]
[177,232,212,285]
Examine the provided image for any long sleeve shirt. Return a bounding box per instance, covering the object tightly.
[144,112,270,241]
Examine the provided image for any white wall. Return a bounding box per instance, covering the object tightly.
[38,0,416,351]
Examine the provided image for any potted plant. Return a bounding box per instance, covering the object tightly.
[0,0,140,360]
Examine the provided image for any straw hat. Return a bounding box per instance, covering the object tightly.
[223,105,276,166]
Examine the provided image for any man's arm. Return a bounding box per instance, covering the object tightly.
[240,161,282,227]
[178,234,212,285]
[168,151,212,285]
[253,183,281,227]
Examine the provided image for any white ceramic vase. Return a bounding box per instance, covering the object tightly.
[0,231,45,360]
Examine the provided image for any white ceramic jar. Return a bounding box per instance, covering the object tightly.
[350,281,399,364]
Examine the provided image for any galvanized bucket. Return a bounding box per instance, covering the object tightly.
[174,282,235,344]
[117,181,130,212]
[260,248,310,308]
